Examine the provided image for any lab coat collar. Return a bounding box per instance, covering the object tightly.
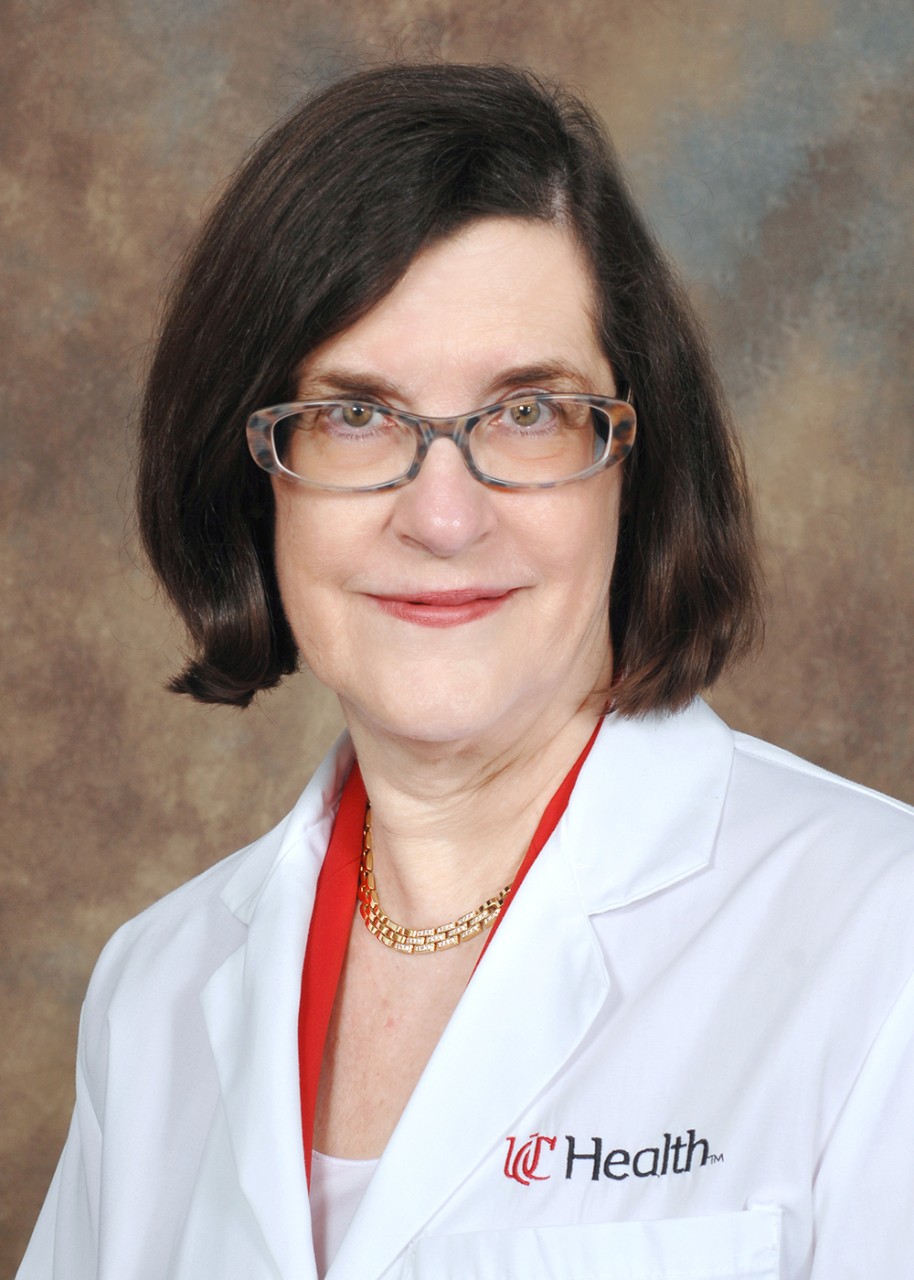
[219,731,355,924]
[219,698,732,927]
[565,697,734,912]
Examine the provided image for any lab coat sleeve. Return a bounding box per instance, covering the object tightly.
[810,964,914,1276]
[16,991,106,1277]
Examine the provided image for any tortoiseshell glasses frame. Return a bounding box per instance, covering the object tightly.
[246,392,636,493]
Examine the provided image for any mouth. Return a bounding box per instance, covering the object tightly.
[368,587,516,627]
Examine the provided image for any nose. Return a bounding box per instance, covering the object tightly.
[390,437,496,557]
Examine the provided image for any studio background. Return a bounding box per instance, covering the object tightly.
[2,0,911,1266]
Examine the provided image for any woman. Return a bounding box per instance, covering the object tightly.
[18,63,914,1279]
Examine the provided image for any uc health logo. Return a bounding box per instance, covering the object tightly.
[504,1129,721,1185]
[503,1132,557,1184]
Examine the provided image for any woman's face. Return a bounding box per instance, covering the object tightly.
[272,217,623,749]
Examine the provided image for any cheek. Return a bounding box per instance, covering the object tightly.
[542,474,621,591]
[272,493,309,617]
[569,484,621,643]
[271,505,344,685]
[271,489,343,640]
[272,484,363,586]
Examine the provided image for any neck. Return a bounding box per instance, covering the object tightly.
[342,698,603,928]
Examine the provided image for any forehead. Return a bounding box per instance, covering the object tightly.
[297,217,612,409]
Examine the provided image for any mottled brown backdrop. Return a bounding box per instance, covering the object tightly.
[2,0,912,1266]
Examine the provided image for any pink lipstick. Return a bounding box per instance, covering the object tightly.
[369,588,515,627]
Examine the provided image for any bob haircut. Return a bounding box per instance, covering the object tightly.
[138,62,762,716]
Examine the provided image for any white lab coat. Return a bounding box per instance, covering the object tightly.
[17,700,914,1279]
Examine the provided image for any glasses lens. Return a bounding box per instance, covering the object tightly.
[273,403,417,488]
[469,397,611,484]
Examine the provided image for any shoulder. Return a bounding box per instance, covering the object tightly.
[727,726,914,855]
[568,701,913,916]
[716,724,914,1016]
[716,721,914,936]
[81,732,354,1037]
[82,823,282,1035]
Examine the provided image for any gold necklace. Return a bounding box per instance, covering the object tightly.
[357,803,512,953]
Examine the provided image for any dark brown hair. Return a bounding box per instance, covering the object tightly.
[138,62,762,715]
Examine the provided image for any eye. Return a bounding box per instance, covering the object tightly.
[498,398,560,434]
[338,402,379,429]
[509,401,543,427]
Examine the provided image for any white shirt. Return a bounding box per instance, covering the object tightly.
[16,700,914,1278]
[310,1154,378,1278]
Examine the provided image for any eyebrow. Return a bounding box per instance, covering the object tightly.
[295,359,604,405]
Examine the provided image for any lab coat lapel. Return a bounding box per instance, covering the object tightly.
[328,793,613,1280]
[199,868,315,1276]
[200,737,354,1279]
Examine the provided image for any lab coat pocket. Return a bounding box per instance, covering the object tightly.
[408,1205,781,1279]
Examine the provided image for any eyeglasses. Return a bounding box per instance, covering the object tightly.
[246,393,636,492]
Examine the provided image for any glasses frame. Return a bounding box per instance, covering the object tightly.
[246,393,636,493]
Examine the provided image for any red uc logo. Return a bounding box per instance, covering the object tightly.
[504,1133,557,1185]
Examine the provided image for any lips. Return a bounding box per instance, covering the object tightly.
[384,588,509,605]
[368,587,516,627]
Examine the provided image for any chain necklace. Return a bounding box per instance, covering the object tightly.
[357,803,512,954]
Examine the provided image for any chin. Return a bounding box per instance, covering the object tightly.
[345,679,528,749]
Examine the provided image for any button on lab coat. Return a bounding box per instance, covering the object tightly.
[17,701,914,1278]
